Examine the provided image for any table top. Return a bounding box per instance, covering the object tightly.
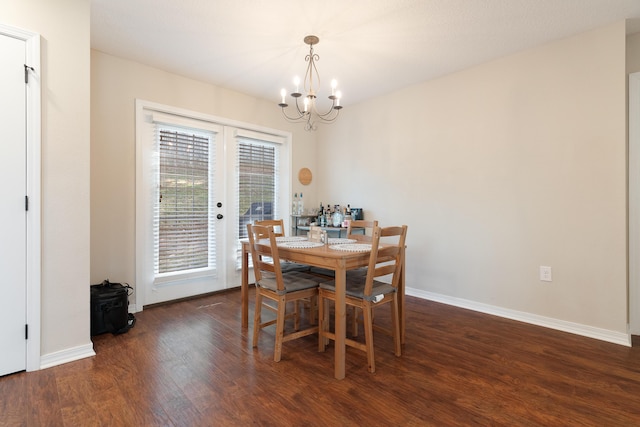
[242,238,371,270]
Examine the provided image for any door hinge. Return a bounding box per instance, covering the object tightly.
[24,64,34,84]
[25,196,29,211]
[25,324,28,340]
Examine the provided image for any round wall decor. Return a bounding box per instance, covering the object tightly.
[298,167,312,185]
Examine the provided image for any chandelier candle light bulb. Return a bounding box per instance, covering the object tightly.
[278,35,344,131]
[294,76,300,94]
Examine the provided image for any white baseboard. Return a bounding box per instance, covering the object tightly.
[406,287,631,347]
[39,342,96,370]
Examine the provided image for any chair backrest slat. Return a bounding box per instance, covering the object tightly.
[347,220,378,242]
[254,219,285,237]
[363,225,408,297]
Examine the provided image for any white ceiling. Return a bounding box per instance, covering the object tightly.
[91,0,640,107]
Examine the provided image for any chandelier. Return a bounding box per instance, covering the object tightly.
[278,35,343,131]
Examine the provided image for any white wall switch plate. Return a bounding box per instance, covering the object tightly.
[539,266,552,282]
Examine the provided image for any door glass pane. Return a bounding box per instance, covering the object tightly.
[237,139,278,240]
[156,128,215,275]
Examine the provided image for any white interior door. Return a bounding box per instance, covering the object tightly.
[0,33,28,376]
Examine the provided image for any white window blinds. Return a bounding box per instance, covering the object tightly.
[155,127,215,275]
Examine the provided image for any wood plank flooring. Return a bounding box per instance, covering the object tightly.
[3,288,640,426]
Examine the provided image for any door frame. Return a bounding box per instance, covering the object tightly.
[134,100,291,309]
[630,72,640,335]
[0,23,41,371]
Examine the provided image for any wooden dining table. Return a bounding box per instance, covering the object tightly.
[240,239,406,380]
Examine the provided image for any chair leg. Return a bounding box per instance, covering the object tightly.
[309,296,317,325]
[363,303,375,373]
[391,297,401,357]
[273,296,286,362]
[252,290,263,348]
[318,292,326,352]
[293,299,300,331]
[323,297,331,347]
[351,306,359,337]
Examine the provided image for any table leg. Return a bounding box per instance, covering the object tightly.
[241,243,249,329]
[334,261,346,379]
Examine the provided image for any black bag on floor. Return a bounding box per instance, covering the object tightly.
[90,279,136,336]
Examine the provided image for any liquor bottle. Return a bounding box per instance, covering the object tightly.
[332,206,343,227]
[298,192,304,215]
[344,204,352,228]
[292,193,298,215]
[325,204,331,227]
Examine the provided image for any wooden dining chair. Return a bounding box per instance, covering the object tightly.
[254,218,315,320]
[247,224,322,362]
[346,219,379,242]
[254,219,310,273]
[318,225,408,373]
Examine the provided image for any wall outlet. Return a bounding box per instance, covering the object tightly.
[539,266,552,282]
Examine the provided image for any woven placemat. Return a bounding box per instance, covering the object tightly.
[328,238,357,244]
[279,241,324,249]
[330,243,372,252]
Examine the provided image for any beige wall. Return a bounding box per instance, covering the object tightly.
[3,0,91,356]
[90,51,318,305]
[318,22,628,334]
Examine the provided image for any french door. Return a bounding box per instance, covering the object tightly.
[135,100,291,309]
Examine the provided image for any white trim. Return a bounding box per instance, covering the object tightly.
[39,343,95,370]
[629,72,640,335]
[0,23,42,372]
[235,128,286,144]
[407,287,632,347]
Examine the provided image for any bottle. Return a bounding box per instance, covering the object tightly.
[318,203,324,226]
[298,192,304,215]
[343,205,352,228]
[332,207,343,227]
[325,204,331,227]
[292,193,298,215]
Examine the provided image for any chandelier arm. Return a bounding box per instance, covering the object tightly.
[311,108,340,123]
[312,101,341,119]
[280,105,305,122]
[294,96,306,116]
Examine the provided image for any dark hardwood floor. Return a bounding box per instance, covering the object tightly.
[3,288,640,426]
